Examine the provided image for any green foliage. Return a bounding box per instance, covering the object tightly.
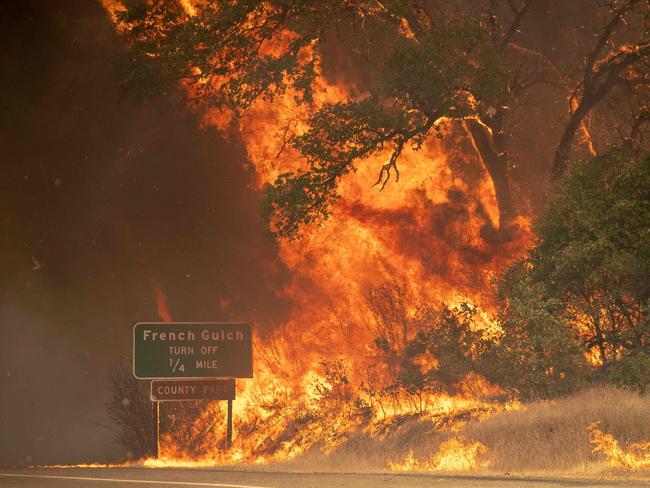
[116,0,325,108]
[261,98,407,237]
[533,151,650,302]
[498,150,650,392]
[408,304,488,392]
[487,261,587,399]
[608,350,650,393]
[261,169,340,239]
[382,21,510,113]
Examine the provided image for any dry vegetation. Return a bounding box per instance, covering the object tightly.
[277,386,650,477]
[463,386,650,475]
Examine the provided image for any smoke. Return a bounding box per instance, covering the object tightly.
[0,0,290,466]
[0,304,117,465]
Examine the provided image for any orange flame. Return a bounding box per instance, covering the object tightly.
[148,277,172,322]
[389,437,488,472]
[101,1,533,466]
[178,0,197,16]
[589,422,650,470]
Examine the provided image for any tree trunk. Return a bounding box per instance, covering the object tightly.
[593,317,609,371]
[552,55,636,179]
[552,100,593,179]
[465,117,515,230]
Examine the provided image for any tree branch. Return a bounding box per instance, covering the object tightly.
[502,0,534,46]
[584,0,642,83]
[373,141,404,191]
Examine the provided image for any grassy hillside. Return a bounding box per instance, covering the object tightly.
[279,386,650,477]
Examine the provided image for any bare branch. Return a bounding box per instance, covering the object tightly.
[553,1,650,178]
[502,0,534,46]
[275,123,293,159]
[628,105,650,146]
[372,141,404,191]
[585,0,643,83]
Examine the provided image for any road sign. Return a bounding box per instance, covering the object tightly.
[133,322,253,379]
[151,378,236,401]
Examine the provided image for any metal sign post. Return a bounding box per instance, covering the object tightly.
[152,400,160,458]
[134,322,253,458]
[226,399,233,450]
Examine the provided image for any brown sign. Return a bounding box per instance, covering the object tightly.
[151,378,236,402]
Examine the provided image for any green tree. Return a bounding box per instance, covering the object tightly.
[500,150,650,391]
[487,262,587,399]
[408,304,489,393]
[372,302,491,405]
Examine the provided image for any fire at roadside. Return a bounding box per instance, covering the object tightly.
[96,0,650,477]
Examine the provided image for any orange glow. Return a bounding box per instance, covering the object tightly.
[148,278,172,322]
[179,0,197,16]
[100,1,534,469]
[389,437,488,472]
[589,422,650,470]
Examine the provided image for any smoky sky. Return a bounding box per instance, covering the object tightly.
[0,0,291,466]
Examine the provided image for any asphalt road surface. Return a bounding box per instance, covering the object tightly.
[1,468,650,488]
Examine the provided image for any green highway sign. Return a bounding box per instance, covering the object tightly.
[133,322,253,379]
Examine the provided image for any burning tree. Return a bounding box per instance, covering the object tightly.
[552,0,650,178]
[101,0,650,466]
[109,0,649,239]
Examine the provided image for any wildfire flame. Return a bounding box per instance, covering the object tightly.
[100,0,533,468]
[388,437,488,472]
[148,277,172,323]
[589,422,650,470]
[178,0,197,16]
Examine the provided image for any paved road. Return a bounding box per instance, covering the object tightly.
[1,468,649,488]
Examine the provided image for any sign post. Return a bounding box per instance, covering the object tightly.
[152,401,160,458]
[227,399,233,450]
[133,322,253,456]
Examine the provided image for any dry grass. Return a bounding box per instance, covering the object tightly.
[278,385,650,477]
[463,385,650,475]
